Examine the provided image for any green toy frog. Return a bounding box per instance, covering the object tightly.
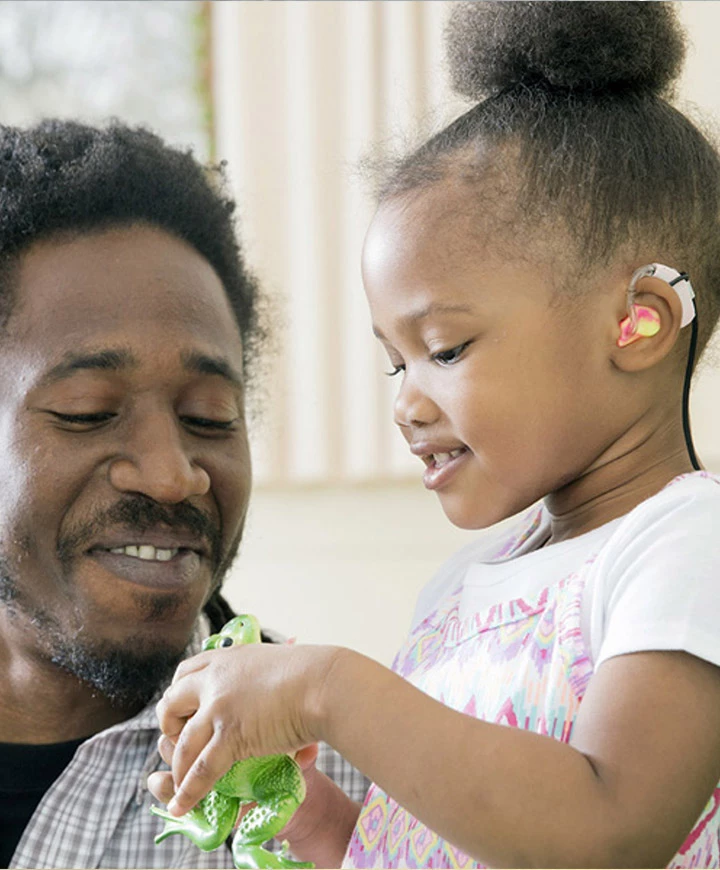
[151,614,313,870]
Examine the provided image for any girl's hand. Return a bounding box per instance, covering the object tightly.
[148,738,360,866]
[147,738,320,814]
[155,642,341,816]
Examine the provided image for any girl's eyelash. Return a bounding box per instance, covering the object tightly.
[432,342,471,365]
[384,342,471,376]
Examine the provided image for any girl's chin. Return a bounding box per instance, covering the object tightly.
[438,498,511,532]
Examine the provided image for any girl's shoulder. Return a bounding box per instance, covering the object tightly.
[589,471,720,668]
[605,470,720,551]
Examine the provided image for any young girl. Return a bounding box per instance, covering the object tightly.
[149,3,720,867]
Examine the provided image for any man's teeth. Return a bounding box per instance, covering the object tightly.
[108,545,178,562]
[431,449,464,467]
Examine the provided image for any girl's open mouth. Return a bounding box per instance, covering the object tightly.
[422,447,469,490]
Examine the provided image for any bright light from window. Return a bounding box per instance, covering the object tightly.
[0,0,209,157]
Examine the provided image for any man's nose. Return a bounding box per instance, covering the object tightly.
[393,371,440,429]
[108,412,211,503]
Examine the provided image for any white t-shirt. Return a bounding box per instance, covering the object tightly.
[411,472,720,670]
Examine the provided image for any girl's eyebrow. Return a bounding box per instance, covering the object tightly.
[372,302,476,339]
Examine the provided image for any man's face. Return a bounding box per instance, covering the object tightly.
[0,224,252,707]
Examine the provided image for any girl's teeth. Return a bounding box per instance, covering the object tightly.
[108,545,177,561]
[432,448,465,468]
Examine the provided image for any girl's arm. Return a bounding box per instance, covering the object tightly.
[159,642,720,868]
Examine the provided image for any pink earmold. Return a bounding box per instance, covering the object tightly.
[617,305,661,347]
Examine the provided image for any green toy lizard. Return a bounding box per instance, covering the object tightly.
[151,614,314,870]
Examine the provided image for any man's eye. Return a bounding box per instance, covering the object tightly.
[51,412,115,426]
[183,416,237,432]
[433,342,470,366]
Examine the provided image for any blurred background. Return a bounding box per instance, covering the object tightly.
[2,0,718,665]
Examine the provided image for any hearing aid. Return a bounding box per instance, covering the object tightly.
[617,262,696,347]
[620,261,700,471]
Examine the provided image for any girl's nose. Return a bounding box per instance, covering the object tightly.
[393,373,440,429]
[108,413,211,504]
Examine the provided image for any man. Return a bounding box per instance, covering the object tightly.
[0,120,367,869]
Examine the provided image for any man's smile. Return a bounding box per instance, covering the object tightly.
[83,530,211,591]
[87,545,206,590]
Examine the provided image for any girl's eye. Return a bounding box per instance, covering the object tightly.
[385,364,406,378]
[433,342,470,366]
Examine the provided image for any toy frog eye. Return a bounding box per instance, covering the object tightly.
[220,636,234,648]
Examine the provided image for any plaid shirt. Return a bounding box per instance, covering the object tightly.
[10,622,369,869]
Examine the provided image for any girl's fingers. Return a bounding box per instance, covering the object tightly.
[294,743,319,771]
[170,712,215,793]
[158,733,176,766]
[147,770,175,805]
[157,676,203,739]
[168,732,236,817]
[172,652,212,682]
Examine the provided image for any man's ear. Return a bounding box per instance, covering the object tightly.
[610,274,685,373]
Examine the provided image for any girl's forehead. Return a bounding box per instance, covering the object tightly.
[363,192,561,317]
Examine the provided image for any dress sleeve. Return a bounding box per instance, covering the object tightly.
[593,479,720,670]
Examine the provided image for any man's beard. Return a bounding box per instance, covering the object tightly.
[0,495,241,710]
[46,629,187,710]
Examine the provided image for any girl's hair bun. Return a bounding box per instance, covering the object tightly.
[446,1,686,100]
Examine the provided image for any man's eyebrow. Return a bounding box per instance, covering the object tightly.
[180,350,243,388]
[372,302,475,339]
[38,348,137,386]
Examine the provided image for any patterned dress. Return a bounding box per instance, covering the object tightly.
[343,505,720,868]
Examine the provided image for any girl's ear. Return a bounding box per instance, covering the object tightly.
[610,275,685,373]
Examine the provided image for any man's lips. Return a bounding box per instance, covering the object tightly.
[89,531,208,558]
[87,547,205,590]
[84,531,210,591]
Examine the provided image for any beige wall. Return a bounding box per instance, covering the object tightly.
[219,2,720,666]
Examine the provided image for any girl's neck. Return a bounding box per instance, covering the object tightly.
[543,427,698,546]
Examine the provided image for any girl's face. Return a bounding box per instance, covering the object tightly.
[363,185,626,529]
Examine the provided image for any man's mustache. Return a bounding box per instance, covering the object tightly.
[56,496,223,568]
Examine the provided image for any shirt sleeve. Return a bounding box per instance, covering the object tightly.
[593,478,720,670]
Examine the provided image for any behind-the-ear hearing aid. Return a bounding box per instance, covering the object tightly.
[618,263,695,346]
[620,262,699,470]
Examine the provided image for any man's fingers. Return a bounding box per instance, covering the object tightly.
[147,770,175,805]
[168,733,235,817]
